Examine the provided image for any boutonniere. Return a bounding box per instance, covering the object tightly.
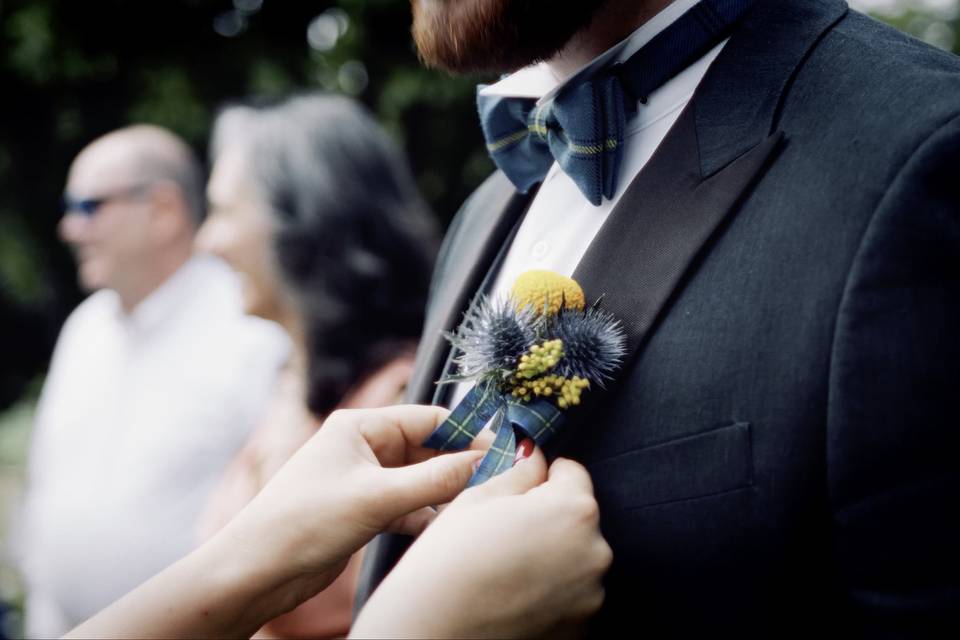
[423,270,627,486]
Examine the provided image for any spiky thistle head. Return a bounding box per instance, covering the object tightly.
[550,306,627,386]
[445,295,537,380]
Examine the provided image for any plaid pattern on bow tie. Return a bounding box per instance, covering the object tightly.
[477,0,756,206]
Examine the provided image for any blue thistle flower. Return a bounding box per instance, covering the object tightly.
[445,295,537,380]
[550,306,627,386]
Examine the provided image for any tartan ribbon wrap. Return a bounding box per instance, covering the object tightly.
[423,381,565,487]
[476,0,756,206]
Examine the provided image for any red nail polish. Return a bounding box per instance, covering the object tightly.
[513,438,535,465]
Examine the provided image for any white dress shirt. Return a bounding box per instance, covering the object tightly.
[18,255,290,638]
[452,0,726,407]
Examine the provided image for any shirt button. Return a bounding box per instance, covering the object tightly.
[531,240,550,260]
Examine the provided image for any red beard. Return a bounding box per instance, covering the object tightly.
[411,0,609,74]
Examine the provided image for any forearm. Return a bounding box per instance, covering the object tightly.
[65,522,299,639]
[64,405,481,638]
[350,574,443,639]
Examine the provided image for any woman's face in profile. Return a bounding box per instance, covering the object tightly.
[196,145,288,323]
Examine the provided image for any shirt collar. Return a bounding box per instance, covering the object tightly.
[480,0,703,104]
[118,255,212,335]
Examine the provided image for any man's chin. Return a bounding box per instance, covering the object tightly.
[412,0,607,75]
[77,262,108,293]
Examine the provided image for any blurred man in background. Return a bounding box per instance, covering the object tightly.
[15,125,289,638]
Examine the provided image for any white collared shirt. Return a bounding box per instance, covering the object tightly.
[452,0,726,407]
[17,255,290,638]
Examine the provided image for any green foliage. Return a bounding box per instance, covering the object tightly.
[128,67,210,142]
[5,2,56,84]
[0,214,50,305]
[875,5,959,53]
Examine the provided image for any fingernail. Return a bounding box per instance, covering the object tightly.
[513,438,535,465]
[472,457,483,472]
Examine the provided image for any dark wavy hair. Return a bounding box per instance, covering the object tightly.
[211,93,438,416]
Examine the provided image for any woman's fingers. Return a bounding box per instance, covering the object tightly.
[347,405,453,467]
[544,457,594,493]
[470,427,496,453]
[353,442,611,639]
[459,444,548,502]
[385,505,438,536]
[378,449,483,521]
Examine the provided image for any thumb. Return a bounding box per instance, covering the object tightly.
[379,449,483,522]
[462,444,548,501]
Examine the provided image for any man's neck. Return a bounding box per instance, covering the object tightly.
[548,0,676,78]
[117,244,193,314]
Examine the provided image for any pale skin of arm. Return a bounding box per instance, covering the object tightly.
[66,406,611,639]
[352,456,612,638]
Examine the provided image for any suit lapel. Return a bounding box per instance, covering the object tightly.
[573,104,783,361]
[569,0,847,361]
[695,0,848,177]
[556,0,848,451]
[406,173,533,403]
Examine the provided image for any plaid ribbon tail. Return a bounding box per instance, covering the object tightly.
[423,383,501,451]
[465,397,567,487]
[424,384,568,486]
[506,397,566,447]
[466,411,516,488]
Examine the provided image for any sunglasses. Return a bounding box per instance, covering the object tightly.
[61,183,152,217]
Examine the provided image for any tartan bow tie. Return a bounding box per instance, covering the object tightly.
[477,0,756,206]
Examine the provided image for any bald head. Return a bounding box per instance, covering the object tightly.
[60,125,205,310]
[69,125,206,225]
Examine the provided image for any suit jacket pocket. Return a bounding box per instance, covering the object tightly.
[587,421,753,511]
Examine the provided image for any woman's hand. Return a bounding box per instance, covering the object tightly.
[353,447,613,638]
[67,405,481,639]
[219,405,483,609]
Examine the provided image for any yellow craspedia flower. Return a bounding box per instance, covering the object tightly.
[510,270,585,316]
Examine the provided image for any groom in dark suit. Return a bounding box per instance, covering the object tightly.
[357,0,960,636]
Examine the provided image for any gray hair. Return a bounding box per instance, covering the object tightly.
[210,92,438,416]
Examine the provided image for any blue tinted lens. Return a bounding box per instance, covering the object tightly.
[61,196,103,217]
[79,199,102,216]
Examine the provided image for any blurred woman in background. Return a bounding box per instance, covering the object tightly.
[194,92,438,637]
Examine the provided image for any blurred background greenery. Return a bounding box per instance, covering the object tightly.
[0,0,957,635]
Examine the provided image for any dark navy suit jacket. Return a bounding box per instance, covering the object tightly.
[357,0,960,636]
